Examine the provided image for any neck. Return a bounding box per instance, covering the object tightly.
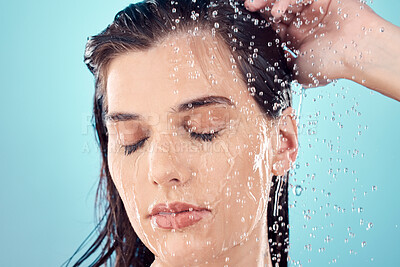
[152,214,272,267]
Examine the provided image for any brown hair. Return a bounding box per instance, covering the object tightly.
[70,0,292,266]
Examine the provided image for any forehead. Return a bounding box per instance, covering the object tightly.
[105,32,251,115]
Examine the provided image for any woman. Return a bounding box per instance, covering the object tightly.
[70,0,399,266]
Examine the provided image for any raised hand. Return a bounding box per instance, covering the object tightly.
[244,0,400,100]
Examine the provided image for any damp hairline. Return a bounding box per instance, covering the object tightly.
[97,27,252,116]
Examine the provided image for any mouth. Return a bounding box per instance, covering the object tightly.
[149,202,211,230]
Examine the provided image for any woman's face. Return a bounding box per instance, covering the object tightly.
[104,33,285,265]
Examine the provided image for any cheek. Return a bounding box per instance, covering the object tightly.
[107,144,141,217]
[224,142,269,217]
[107,141,144,203]
[107,152,157,248]
[202,132,271,237]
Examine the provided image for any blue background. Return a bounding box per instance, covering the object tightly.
[0,0,398,266]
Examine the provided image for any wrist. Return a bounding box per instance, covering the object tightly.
[342,12,400,100]
[340,7,379,81]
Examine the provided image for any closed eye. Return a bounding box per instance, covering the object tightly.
[190,131,219,142]
[123,137,149,156]
[122,130,220,156]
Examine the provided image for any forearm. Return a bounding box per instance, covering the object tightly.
[344,14,400,101]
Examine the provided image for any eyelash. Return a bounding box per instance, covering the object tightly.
[124,137,149,156]
[122,131,220,156]
[189,131,219,142]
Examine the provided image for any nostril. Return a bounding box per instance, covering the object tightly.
[152,179,179,186]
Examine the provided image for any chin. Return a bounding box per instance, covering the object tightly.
[149,220,255,266]
[154,233,219,266]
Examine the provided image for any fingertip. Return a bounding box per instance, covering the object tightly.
[244,0,258,12]
[271,5,286,19]
[272,0,291,18]
[244,0,269,12]
[271,9,283,19]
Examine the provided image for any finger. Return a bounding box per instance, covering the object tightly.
[244,0,272,12]
[279,10,296,26]
[271,0,291,19]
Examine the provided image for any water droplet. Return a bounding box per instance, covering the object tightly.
[380,27,385,32]
[361,241,367,248]
[293,185,303,196]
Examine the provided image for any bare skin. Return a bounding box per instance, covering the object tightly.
[105,34,298,267]
[244,0,400,101]
[103,2,399,266]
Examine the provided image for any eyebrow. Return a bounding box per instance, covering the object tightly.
[104,95,234,122]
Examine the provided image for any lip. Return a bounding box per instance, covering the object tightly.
[149,202,211,230]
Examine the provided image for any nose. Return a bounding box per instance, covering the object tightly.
[147,133,189,187]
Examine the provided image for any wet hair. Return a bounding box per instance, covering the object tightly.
[71,0,292,266]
